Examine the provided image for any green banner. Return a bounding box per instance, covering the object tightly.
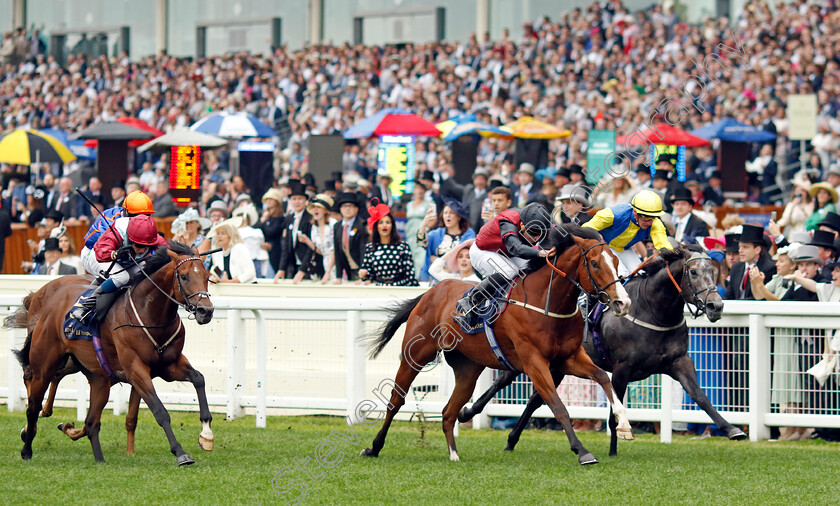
[586,130,616,185]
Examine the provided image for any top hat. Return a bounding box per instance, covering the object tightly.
[331,171,343,181]
[724,233,741,252]
[488,179,505,190]
[809,229,837,251]
[568,164,584,175]
[516,163,535,175]
[820,211,840,232]
[669,186,693,204]
[287,181,307,198]
[334,192,360,209]
[739,224,765,246]
[323,180,337,192]
[43,237,61,252]
[792,245,823,264]
[419,170,435,182]
[653,169,672,181]
[556,167,571,179]
[45,210,64,222]
[558,184,590,206]
[708,170,723,180]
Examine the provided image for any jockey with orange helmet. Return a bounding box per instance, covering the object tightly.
[71,214,167,323]
[80,190,155,279]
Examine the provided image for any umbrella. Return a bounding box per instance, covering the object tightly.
[436,114,510,142]
[39,128,96,160]
[83,118,163,148]
[137,130,228,153]
[72,121,157,142]
[690,117,777,143]
[191,112,275,138]
[617,123,711,148]
[500,116,571,139]
[343,108,442,139]
[0,129,76,165]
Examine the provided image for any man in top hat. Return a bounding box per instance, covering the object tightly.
[702,171,725,207]
[723,233,741,272]
[651,169,671,209]
[323,180,337,200]
[568,164,585,186]
[634,164,652,189]
[277,181,312,280]
[555,184,591,225]
[825,164,840,191]
[724,224,776,300]
[257,187,287,275]
[441,166,489,232]
[779,245,822,302]
[669,187,709,244]
[808,229,838,282]
[554,167,571,189]
[333,191,369,282]
[511,163,541,208]
[37,237,75,275]
[418,169,444,214]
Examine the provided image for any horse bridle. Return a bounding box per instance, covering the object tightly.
[664,253,717,319]
[127,254,210,318]
[546,239,619,305]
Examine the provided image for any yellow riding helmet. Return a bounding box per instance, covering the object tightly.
[630,190,664,217]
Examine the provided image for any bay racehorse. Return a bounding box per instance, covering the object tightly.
[460,244,746,456]
[6,241,215,465]
[363,224,633,465]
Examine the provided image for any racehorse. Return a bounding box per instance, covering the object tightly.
[460,244,746,457]
[363,224,634,465]
[6,241,215,465]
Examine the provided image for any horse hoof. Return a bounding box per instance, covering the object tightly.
[616,429,634,441]
[57,422,74,432]
[579,452,598,465]
[21,449,32,460]
[360,448,378,458]
[177,454,195,466]
[504,445,514,452]
[39,410,52,418]
[198,436,214,451]
[457,407,473,423]
[728,430,747,440]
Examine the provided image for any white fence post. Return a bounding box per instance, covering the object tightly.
[660,374,673,443]
[346,310,365,424]
[749,314,770,441]
[253,310,267,428]
[471,369,493,429]
[226,309,245,420]
[7,327,26,412]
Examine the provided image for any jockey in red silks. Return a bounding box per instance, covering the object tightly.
[456,202,555,317]
[71,214,167,323]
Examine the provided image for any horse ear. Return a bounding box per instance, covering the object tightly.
[167,249,179,262]
[191,246,199,256]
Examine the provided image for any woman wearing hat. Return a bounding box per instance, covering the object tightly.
[358,202,418,287]
[417,197,476,283]
[233,203,271,278]
[172,208,211,250]
[207,220,257,285]
[805,182,838,231]
[776,182,812,235]
[294,194,337,284]
[429,239,479,283]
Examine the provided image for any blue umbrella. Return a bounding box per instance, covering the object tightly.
[438,114,510,142]
[39,128,96,160]
[691,118,776,143]
[191,112,275,138]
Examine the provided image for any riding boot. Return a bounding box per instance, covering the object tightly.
[456,272,509,317]
[70,286,106,323]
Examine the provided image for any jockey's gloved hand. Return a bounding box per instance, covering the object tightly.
[115,246,133,264]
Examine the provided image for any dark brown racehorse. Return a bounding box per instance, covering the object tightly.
[362,225,634,465]
[5,241,215,465]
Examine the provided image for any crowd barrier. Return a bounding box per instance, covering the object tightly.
[2,277,839,443]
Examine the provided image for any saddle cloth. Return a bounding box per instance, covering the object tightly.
[453,280,514,335]
[63,288,99,342]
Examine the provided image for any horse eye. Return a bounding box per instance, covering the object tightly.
[690,269,697,276]
[591,260,599,268]
[180,274,189,281]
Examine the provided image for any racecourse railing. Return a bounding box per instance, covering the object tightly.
[2,277,839,443]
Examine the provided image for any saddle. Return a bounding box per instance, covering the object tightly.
[453,280,514,335]
[64,286,127,341]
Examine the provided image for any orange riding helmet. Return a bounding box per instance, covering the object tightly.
[124,190,155,215]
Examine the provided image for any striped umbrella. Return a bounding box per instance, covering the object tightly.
[501,117,571,139]
[435,114,511,142]
[190,112,275,138]
[0,129,76,165]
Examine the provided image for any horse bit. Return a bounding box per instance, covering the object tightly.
[665,254,717,319]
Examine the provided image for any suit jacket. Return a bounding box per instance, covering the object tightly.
[509,182,542,208]
[52,192,77,219]
[370,184,395,208]
[440,178,488,231]
[37,261,76,275]
[702,186,725,207]
[278,210,313,278]
[674,213,710,244]
[559,211,591,225]
[256,213,286,270]
[724,254,776,300]
[333,216,368,280]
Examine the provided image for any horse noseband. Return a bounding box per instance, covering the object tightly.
[174,256,211,316]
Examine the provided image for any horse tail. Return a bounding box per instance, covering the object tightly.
[4,293,33,368]
[368,294,424,360]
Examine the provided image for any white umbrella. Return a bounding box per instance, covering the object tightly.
[137,130,229,153]
[190,112,275,139]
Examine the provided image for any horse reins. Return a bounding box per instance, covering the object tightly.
[633,252,715,330]
[545,240,618,305]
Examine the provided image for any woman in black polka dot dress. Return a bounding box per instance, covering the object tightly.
[358,202,419,287]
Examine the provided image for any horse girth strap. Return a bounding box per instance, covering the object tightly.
[622,314,685,332]
[506,299,580,319]
[127,288,183,354]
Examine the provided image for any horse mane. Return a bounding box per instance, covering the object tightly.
[640,243,705,275]
[526,224,602,272]
[134,240,195,280]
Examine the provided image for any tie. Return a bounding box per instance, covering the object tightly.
[293,214,301,247]
[676,219,686,242]
[343,223,350,249]
[741,267,749,292]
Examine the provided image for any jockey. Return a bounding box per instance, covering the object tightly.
[584,189,672,276]
[80,190,156,279]
[456,202,556,317]
[71,214,167,323]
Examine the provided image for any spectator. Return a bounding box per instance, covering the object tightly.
[151,180,177,218]
[37,237,75,275]
[670,187,710,244]
[805,182,838,231]
[440,167,489,233]
[77,177,105,219]
[276,182,311,280]
[207,221,256,284]
[556,184,591,225]
[724,225,776,300]
[405,181,431,277]
[481,186,512,223]
[57,232,84,274]
[702,172,725,207]
[511,163,540,208]
[256,188,285,274]
[50,177,78,224]
[417,197,476,282]
[171,207,211,250]
[232,203,271,278]
[332,191,368,283]
[0,197,11,271]
[429,238,479,282]
[358,202,418,287]
[777,181,813,235]
[295,194,336,284]
[594,176,635,210]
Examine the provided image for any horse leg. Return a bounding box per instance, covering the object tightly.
[126,387,141,455]
[441,356,484,462]
[361,336,438,458]
[458,370,519,423]
[21,375,51,460]
[84,375,112,462]
[126,364,194,466]
[669,355,746,440]
[40,380,59,418]
[564,347,634,441]
[607,367,630,457]
[161,355,214,451]
[504,369,563,452]
[518,351,596,465]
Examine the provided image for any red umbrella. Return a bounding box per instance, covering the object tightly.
[343,108,441,138]
[84,118,164,148]
[616,123,711,148]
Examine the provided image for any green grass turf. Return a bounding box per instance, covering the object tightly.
[1,407,838,505]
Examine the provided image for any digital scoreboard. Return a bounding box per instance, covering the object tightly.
[650,144,686,182]
[169,145,201,206]
[377,135,415,197]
